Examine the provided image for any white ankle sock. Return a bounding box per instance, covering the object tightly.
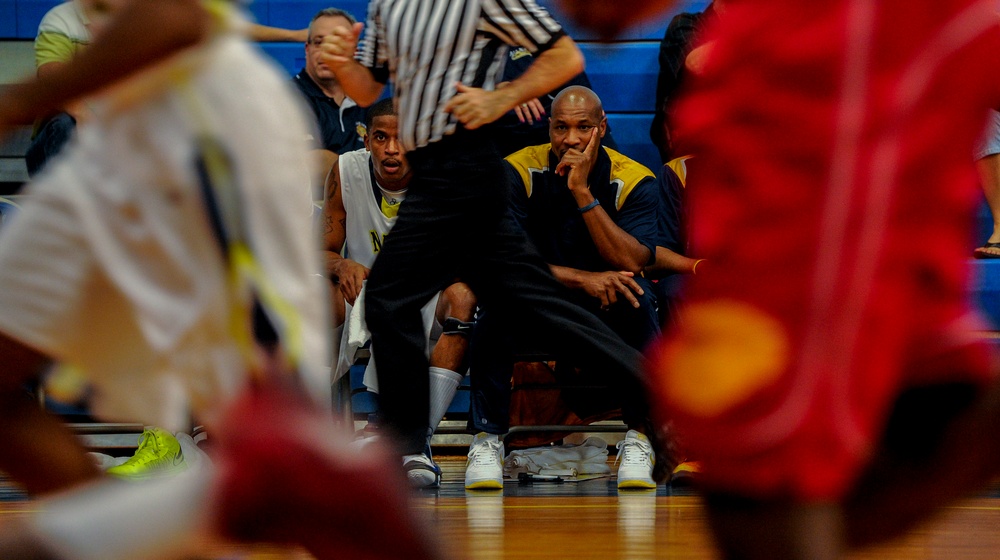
[428,367,463,440]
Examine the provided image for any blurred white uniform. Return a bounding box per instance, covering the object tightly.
[0,12,329,431]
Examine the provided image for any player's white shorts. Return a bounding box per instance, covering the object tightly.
[0,33,329,431]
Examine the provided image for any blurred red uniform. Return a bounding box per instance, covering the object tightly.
[652,0,1000,501]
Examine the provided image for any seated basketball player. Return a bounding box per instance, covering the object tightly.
[322,98,477,489]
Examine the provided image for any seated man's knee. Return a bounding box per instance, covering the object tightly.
[441,282,477,321]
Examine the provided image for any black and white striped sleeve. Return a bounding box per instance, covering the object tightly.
[357,0,390,83]
[480,0,566,53]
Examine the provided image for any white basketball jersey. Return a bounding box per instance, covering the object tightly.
[339,149,397,269]
[334,149,440,389]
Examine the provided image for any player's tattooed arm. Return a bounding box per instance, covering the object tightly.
[320,161,369,303]
[321,162,348,270]
[324,160,341,207]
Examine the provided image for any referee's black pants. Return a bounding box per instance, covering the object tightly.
[364,129,648,455]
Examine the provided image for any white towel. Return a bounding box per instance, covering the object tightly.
[345,283,370,358]
[503,437,611,477]
[331,282,374,388]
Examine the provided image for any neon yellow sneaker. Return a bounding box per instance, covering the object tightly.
[106,427,187,480]
[670,460,701,487]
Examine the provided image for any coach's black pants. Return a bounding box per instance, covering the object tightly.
[469,276,659,435]
[365,129,647,455]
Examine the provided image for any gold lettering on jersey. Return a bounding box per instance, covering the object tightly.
[370,230,387,254]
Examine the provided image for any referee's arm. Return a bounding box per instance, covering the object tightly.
[445,35,583,130]
[319,22,385,107]
[492,35,583,114]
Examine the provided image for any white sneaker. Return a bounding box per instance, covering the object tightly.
[465,432,504,490]
[615,430,656,489]
[403,447,442,488]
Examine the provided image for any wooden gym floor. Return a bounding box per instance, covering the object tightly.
[4,454,1000,559]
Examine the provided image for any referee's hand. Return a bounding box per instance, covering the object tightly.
[320,22,363,70]
[444,82,510,130]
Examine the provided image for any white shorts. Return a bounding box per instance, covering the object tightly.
[0,33,329,430]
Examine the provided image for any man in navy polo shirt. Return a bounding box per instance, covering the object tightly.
[470,86,663,489]
[292,7,368,196]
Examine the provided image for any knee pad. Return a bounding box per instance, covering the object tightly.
[441,317,476,337]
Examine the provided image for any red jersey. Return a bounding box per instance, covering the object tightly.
[651,0,1000,500]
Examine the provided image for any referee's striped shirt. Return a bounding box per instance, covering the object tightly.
[357,0,566,152]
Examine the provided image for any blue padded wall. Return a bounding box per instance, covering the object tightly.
[537,0,710,41]
[245,0,269,27]
[258,42,303,75]
[582,43,659,113]
[606,114,659,173]
[4,0,711,39]
[262,0,369,29]
[0,0,17,38]
[251,0,708,39]
[259,43,662,117]
[15,0,59,38]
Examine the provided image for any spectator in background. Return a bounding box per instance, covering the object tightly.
[644,159,703,328]
[649,0,727,163]
[293,7,368,198]
[492,46,617,158]
[975,110,1000,259]
[321,99,477,489]
[470,86,661,490]
[27,0,308,177]
[26,0,128,176]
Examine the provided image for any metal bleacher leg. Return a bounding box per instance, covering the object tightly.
[333,372,353,426]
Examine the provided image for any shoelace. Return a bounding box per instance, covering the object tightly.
[614,438,653,467]
[468,438,502,467]
[135,430,153,448]
[126,430,167,465]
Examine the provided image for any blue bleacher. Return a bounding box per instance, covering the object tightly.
[0,196,20,226]
[972,260,1000,329]
[973,203,1000,327]
[347,361,471,420]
